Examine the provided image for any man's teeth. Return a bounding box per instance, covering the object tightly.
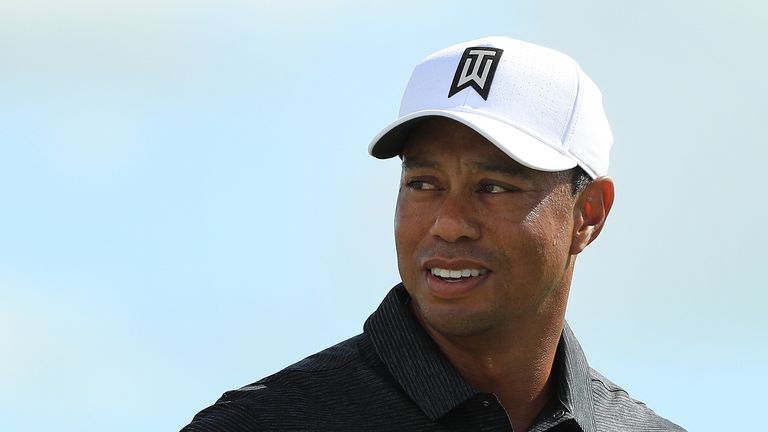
[430,268,488,278]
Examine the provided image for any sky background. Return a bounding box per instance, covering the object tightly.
[1,1,766,430]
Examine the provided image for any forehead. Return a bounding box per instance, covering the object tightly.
[402,118,535,176]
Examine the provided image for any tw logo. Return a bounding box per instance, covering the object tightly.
[448,47,504,100]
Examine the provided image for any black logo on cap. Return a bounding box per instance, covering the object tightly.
[448,47,504,100]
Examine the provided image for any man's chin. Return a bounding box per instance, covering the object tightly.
[413,301,501,339]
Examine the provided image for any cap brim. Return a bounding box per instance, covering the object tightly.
[368,110,578,173]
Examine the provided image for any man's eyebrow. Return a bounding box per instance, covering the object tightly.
[401,157,533,179]
[474,161,533,180]
[401,158,438,170]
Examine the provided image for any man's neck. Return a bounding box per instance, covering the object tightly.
[419,313,565,432]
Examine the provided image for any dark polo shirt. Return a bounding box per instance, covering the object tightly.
[182,284,685,431]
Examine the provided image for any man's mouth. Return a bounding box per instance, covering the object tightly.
[429,267,489,279]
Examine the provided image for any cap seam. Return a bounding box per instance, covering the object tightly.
[561,59,582,151]
[560,60,599,178]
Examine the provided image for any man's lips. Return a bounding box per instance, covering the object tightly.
[421,258,491,298]
[429,267,489,279]
[422,258,491,275]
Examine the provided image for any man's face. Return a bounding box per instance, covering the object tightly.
[394,118,580,338]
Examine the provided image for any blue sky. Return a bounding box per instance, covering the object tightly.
[1,1,766,430]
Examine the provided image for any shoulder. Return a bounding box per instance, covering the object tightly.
[588,368,686,432]
[226,333,367,402]
[180,334,388,432]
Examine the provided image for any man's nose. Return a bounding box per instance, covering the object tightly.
[428,192,481,243]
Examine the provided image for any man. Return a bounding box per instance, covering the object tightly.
[182,37,684,431]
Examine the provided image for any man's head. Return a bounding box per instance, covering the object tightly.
[393,118,613,337]
[368,37,615,337]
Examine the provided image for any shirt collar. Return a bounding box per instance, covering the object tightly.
[363,284,477,420]
[555,323,598,432]
[364,284,598,431]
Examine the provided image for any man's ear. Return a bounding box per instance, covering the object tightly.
[570,177,615,255]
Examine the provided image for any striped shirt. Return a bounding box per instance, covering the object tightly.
[181,284,685,431]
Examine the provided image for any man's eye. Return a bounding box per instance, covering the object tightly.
[406,180,437,190]
[480,183,509,194]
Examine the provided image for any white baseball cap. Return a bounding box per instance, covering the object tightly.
[368,36,613,179]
